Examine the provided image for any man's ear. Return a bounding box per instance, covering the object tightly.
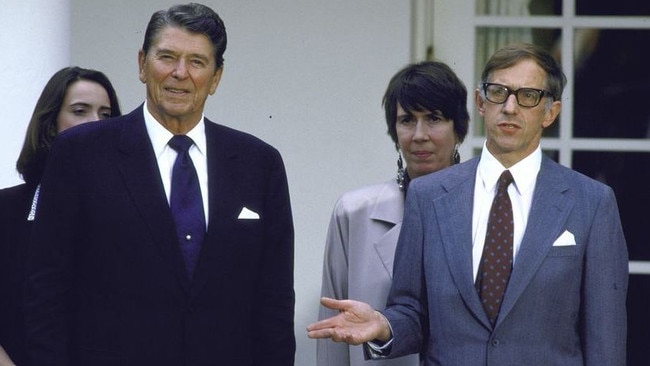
[138,49,147,84]
[475,89,486,116]
[209,66,224,95]
[542,100,562,128]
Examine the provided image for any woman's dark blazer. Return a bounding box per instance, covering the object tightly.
[0,182,36,366]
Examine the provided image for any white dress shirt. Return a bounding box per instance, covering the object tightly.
[142,101,209,226]
[471,142,542,280]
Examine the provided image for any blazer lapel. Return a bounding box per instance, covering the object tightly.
[188,120,238,297]
[116,106,191,292]
[369,182,404,278]
[435,159,493,328]
[496,156,574,326]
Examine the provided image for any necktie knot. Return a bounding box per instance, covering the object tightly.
[497,170,514,193]
[168,135,194,154]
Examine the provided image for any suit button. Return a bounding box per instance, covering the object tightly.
[491,339,500,347]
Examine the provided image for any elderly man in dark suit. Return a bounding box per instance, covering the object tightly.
[24,4,295,366]
[308,43,628,366]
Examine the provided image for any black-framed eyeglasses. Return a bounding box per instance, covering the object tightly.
[482,83,553,108]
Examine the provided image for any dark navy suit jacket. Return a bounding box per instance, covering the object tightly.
[24,106,296,366]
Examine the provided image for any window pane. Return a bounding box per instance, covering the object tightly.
[542,150,559,163]
[627,274,650,366]
[572,151,650,260]
[573,29,650,138]
[475,0,562,16]
[577,0,650,16]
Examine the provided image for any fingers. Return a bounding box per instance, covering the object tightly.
[306,317,333,333]
[307,325,354,343]
[320,297,372,314]
[306,308,349,335]
[306,318,341,341]
[306,309,353,342]
[306,324,365,345]
[306,326,331,339]
[319,296,348,311]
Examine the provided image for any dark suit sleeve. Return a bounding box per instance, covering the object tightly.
[381,184,428,358]
[23,136,79,366]
[252,147,296,366]
[0,185,32,366]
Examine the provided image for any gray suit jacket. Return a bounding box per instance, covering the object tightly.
[382,155,628,365]
[318,180,419,366]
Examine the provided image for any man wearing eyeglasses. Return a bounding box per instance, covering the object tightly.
[308,43,628,366]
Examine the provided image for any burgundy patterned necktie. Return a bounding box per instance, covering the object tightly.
[169,135,206,278]
[476,170,514,325]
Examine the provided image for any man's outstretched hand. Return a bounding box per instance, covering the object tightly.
[306,297,391,345]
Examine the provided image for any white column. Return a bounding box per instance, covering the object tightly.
[0,0,70,187]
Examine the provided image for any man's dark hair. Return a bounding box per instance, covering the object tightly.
[142,3,227,69]
[481,42,566,101]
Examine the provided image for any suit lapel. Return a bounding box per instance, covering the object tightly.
[435,159,493,328]
[369,182,404,278]
[116,106,191,292]
[496,156,574,326]
[189,120,237,297]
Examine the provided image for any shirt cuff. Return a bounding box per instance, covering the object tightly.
[363,312,394,359]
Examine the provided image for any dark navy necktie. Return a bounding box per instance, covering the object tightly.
[168,135,206,278]
[476,170,514,325]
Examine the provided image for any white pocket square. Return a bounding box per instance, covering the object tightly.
[237,207,259,220]
[552,230,576,246]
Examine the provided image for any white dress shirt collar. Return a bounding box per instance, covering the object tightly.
[477,143,542,197]
[142,100,207,157]
[141,101,210,226]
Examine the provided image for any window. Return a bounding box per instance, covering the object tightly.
[413,0,650,363]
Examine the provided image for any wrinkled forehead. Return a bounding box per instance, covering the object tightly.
[487,59,548,89]
[149,26,216,58]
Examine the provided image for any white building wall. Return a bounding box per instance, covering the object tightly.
[0,0,70,185]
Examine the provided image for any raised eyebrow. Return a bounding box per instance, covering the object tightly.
[417,110,444,119]
[68,102,91,109]
[487,83,517,89]
[154,48,208,59]
[501,84,545,91]
[190,53,210,62]
[154,48,176,56]
[489,83,511,90]
[397,110,415,119]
